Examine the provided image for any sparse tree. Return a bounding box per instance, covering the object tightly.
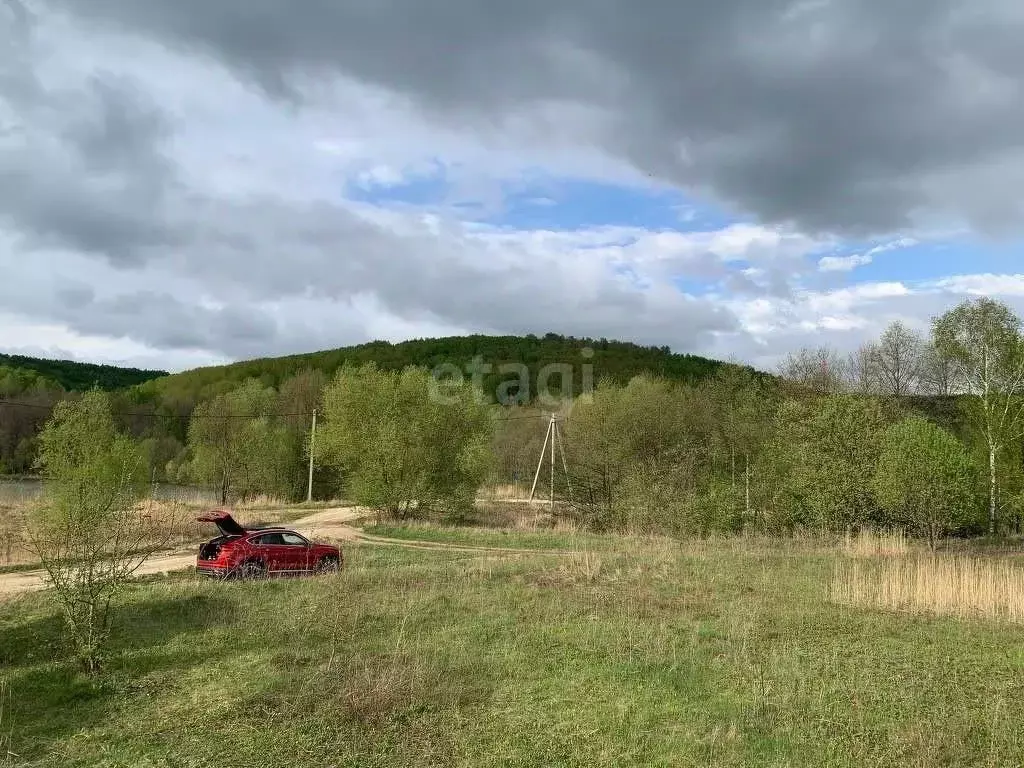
[24,392,172,674]
[778,347,848,394]
[873,416,977,549]
[276,369,329,499]
[933,298,1024,534]
[918,341,961,396]
[873,321,923,396]
[846,344,880,394]
[317,365,492,519]
[703,368,776,522]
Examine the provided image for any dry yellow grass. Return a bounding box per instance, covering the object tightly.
[0,503,38,566]
[233,494,289,510]
[0,497,308,568]
[832,554,1024,623]
[480,483,523,500]
[842,527,909,558]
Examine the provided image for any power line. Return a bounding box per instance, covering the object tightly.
[493,413,550,422]
[0,398,554,422]
[0,400,313,420]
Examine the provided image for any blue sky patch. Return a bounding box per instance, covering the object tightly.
[493,176,734,232]
[828,237,1024,284]
[344,164,1024,299]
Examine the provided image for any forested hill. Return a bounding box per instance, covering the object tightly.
[134,334,755,404]
[0,353,166,392]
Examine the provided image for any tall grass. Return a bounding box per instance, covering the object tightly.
[842,527,909,558]
[479,483,523,501]
[0,679,13,767]
[832,554,1024,623]
[0,507,32,566]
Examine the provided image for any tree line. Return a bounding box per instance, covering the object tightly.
[0,333,746,480]
[131,333,743,406]
[559,298,1024,540]
[0,353,164,391]
[11,297,1024,542]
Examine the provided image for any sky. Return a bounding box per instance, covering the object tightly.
[2,0,1024,374]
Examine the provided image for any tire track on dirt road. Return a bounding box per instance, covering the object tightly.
[0,506,574,597]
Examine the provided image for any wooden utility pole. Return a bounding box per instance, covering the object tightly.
[307,408,317,503]
[550,413,555,511]
[528,414,552,503]
[529,414,572,509]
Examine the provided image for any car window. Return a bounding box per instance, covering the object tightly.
[252,532,284,545]
[281,532,308,546]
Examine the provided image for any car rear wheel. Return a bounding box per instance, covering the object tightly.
[315,556,340,575]
[239,560,267,580]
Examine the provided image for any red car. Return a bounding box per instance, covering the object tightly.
[195,510,342,579]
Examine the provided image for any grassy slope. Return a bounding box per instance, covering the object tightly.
[3,535,1024,767]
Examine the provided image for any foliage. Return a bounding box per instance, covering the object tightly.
[565,375,693,532]
[135,333,758,406]
[317,364,493,518]
[564,371,775,535]
[766,395,892,531]
[24,391,164,673]
[0,353,164,391]
[873,416,979,547]
[0,366,66,475]
[918,341,961,396]
[1,323,1020,550]
[0,365,62,398]
[185,381,295,503]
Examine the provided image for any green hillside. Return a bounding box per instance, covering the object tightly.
[0,353,166,392]
[135,333,758,405]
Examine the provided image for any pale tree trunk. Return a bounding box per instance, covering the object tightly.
[984,346,997,535]
[989,441,997,535]
[744,453,751,518]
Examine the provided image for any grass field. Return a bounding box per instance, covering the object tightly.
[3,532,1024,767]
[362,521,618,551]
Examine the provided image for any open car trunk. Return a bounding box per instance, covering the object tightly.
[198,534,236,561]
[197,510,247,537]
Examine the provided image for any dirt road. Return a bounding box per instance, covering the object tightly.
[0,506,569,597]
[0,506,366,597]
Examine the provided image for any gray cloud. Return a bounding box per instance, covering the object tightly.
[39,0,1024,236]
[150,194,741,353]
[0,9,178,265]
[5,0,1024,370]
[0,39,738,362]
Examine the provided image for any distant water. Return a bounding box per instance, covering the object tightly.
[0,478,219,506]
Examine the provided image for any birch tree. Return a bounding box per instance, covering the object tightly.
[933,298,1024,534]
